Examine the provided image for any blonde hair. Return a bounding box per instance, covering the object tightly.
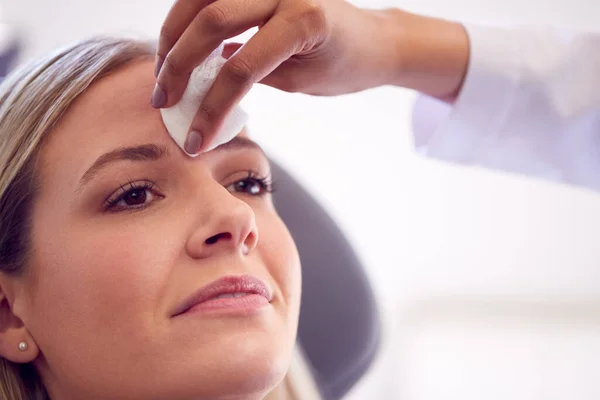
[0,37,321,400]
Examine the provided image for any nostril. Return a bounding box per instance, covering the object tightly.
[205,232,232,245]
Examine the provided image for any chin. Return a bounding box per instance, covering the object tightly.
[210,331,292,396]
[158,328,294,400]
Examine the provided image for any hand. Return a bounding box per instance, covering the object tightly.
[153,0,469,153]
[153,0,401,152]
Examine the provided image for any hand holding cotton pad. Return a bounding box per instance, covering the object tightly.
[160,43,248,156]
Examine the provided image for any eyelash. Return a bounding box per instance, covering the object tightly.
[104,180,159,212]
[230,170,275,196]
[103,171,274,212]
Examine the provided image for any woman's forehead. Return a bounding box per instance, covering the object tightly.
[45,59,249,156]
[45,59,164,154]
[35,60,171,195]
[36,59,250,193]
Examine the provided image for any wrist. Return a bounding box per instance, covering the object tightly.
[382,9,470,100]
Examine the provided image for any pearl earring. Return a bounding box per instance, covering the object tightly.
[18,341,28,352]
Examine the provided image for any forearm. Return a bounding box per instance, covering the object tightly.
[410,24,600,191]
[377,9,470,101]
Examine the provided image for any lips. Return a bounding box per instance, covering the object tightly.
[172,275,272,317]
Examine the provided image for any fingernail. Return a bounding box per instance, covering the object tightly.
[185,130,203,154]
[154,55,164,78]
[151,84,167,108]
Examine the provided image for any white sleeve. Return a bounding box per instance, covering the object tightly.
[411,24,600,191]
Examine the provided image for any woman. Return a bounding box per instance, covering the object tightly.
[0,38,321,399]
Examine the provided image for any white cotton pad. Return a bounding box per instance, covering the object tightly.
[160,43,249,156]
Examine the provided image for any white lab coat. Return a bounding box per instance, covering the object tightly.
[412,24,600,192]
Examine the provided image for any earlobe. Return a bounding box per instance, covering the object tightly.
[0,287,39,363]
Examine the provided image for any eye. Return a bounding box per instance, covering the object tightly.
[227,171,274,197]
[104,181,162,212]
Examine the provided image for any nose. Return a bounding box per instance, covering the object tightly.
[186,191,259,259]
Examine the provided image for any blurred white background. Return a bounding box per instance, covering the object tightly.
[3,0,600,398]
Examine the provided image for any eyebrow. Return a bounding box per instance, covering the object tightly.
[215,136,264,154]
[77,136,265,189]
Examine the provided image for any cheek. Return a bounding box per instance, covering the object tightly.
[26,215,180,344]
[255,210,302,321]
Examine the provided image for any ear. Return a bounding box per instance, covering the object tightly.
[0,283,39,363]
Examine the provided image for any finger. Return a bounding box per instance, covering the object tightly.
[258,63,305,93]
[184,16,304,154]
[222,42,243,59]
[154,0,277,109]
[156,0,216,77]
